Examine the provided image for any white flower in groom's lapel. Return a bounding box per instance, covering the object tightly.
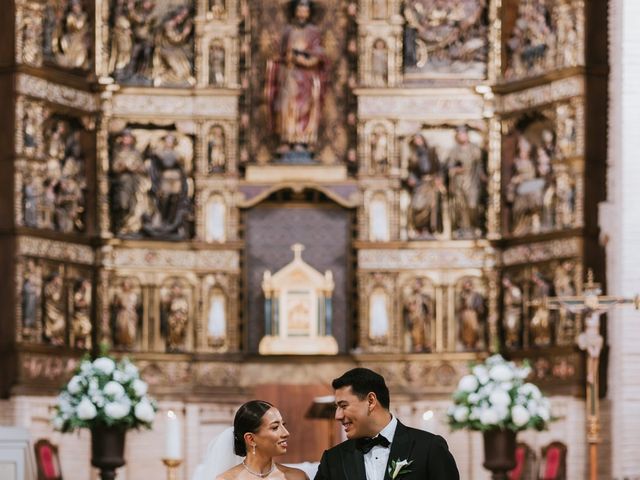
[388,458,413,480]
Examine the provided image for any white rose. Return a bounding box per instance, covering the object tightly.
[124,362,139,378]
[469,407,481,420]
[516,365,532,379]
[113,370,128,384]
[537,406,550,421]
[453,406,469,423]
[132,379,148,397]
[134,400,155,423]
[480,407,499,426]
[520,383,542,399]
[93,357,116,376]
[57,394,73,414]
[472,365,490,385]
[489,389,511,408]
[489,364,514,382]
[52,416,65,431]
[67,375,83,395]
[80,360,93,375]
[511,405,531,427]
[104,402,131,420]
[458,374,479,393]
[468,393,481,405]
[91,393,105,408]
[77,397,98,420]
[104,381,126,398]
[495,406,509,421]
[88,378,99,395]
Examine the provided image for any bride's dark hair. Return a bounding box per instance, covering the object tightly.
[233,400,274,456]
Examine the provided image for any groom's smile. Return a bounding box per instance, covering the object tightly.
[334,386,373,439]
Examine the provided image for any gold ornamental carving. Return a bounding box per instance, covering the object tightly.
[18,236,95,265]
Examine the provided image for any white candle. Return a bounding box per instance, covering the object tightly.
[165,410,182,460]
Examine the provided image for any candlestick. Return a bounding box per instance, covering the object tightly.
[162,458,182,480]
[165,410,182,460]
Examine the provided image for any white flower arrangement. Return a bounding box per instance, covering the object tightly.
[447,354,553,432]
[52,355,157,432]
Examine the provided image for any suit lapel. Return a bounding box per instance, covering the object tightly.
[384,422,415,480]
[342,441,366,480]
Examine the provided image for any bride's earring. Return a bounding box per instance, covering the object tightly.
[252,444,256,455]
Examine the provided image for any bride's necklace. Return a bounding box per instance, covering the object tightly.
[242,460,275,478]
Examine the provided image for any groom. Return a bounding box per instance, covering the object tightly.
[315,368,459,480]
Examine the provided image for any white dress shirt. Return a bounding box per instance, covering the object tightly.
[364,416,398,480]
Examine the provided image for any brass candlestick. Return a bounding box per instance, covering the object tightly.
[162,458,182,480]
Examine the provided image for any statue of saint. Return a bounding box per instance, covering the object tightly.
[402,278,434,352]
[23,175,39,228]
[208,125,226,173]
[371,39,388,86]
[51,0,90,69]
[162,282,189,351]
[113,279,140,349]
[209,0,226,20]
[266,0,326,161]
[108,0,134,76]
[502,275,522,348]
[111,129,151,237]
[405,133,444,238]
[529,271,552,347]
[152,6,194,86]
[446,126,486,238]
[22,260,41,331]
[124,0,156,81]
[143,134,192,239]
[208,42,225,86]
[72,279,92,349]
[370,124,388,173]
[43,273,66,345]
[458,279,485,350]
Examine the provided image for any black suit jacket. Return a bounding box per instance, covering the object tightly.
[314,421,459,480]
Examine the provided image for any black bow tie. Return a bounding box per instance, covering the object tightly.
[356,434,390,454]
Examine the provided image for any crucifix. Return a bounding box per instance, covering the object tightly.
[546,270,639,480]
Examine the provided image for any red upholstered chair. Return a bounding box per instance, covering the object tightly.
[34,439,63,480]
[538,441,567,480]
[509,442,536,480]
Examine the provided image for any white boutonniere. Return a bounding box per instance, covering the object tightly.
[388,458,413,480]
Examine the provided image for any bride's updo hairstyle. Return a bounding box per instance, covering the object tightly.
[233,400,273,456]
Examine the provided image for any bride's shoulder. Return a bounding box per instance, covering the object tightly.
[277,464,309,480]
[215,463,244,480]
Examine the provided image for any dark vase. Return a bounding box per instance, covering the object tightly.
[91,425,127,480]
[482,428,517,480]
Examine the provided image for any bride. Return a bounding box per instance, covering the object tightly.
[193,400,309,480]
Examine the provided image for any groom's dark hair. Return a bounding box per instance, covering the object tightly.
[332,368,390,409]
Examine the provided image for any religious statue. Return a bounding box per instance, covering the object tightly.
[43,273,66,346]
[113,279,140,349]
[553,261,576,344]
[71,278,92,349]
[266,0,326,162]
[505,0,555,79]
[536,146,555,230]
[208,125,226,173]
[111,129,151,237]
[161,282,189,351]
[458,278,485,350]
[121,0,156,82]
[554,163,575,228]
[505,135,544,235]
[143,133,192,239]
[405,133,444,238]
[556,2,579,68]
[446,126,486,238]
[371,39,388,86]
[370,124,388,173]
[502,275,522,348]
[402,278,434,352]
[152,6,195,86]
[108,0,134,76]
[529,271,552,347]
[21,15,43,66]
[50,0,90,70]
[23,106,39,155]
[23,175,39,228]
[22,260,42,331]
[209,42,226,86]
[402,0,487,77]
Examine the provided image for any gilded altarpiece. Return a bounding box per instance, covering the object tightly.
[2,0,604,407]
